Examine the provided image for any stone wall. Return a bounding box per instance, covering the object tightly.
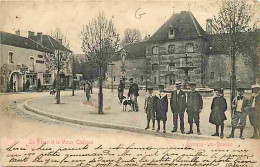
[205,53,255,89]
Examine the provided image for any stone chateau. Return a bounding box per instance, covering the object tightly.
[107,11,259,89]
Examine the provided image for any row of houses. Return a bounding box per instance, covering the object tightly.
[0,30,73,92]
[106,11,259,90]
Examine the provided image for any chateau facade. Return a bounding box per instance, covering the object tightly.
[107,11,258,90]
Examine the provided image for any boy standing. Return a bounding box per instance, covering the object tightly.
[155,85,168,133]
[227,88,251,139]
[144,88,155,130]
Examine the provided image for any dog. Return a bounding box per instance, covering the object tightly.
[50,89,56,95]
[121,96,133,111]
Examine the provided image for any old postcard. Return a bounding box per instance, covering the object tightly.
[0,0,260,166]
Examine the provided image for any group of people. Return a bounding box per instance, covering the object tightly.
[143,81,260,139]
[118,78,140,112]
[144,82,203,134]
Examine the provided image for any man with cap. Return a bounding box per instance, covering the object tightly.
[227,88,251,139]
[154,85,168,133]
[118,79,125,103]
[248,84,260,139]
[170,81,186,134]
[186,82,203,135]
[209,88,227,138]
[128,78,139,112]
[144,88,156,130]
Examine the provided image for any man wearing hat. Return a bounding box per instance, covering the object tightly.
[248,84,260,139]
[186,82,203,135]
[144,88,156,130]
[128,78,139,112]
[118,79,125,103]
[170,81,186,134]
[227,88,251,139]
[154,85,168,133]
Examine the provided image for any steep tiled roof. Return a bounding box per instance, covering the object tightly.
[121,42,147,59]
[0,31,72,53]
[31,35,72,53]
[110,42,147,61]
[149,11,206,42]
[0,31,45,52]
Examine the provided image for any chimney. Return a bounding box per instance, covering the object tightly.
[37,32,43,45]
[206,18,212,35]
[15,29,20,36]
[58,39,62,45]
[28,31,35,39]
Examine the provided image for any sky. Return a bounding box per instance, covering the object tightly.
[0,0,259,53]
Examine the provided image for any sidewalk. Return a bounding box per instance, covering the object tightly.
[25,88,256,139]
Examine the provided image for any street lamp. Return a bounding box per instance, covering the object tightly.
[108,63,115,92]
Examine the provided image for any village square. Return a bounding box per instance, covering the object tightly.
[0,0,260,166]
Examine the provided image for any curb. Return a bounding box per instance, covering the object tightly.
[24,99,219,140]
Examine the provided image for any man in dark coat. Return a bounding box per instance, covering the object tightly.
[186,82,203,135]
[155,85,168,133]
[209,88,227,138]
[128,78,139,112]
[227,88,251,139]
[249,84,260,139]
[170,81,186,134]
[118,79,125,103]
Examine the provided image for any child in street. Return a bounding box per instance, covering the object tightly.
[144,88,156,130]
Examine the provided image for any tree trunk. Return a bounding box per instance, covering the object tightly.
[98,65,103,114]
[56,51,61,104]
[72,75,75,96]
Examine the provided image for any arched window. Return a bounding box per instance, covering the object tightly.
[152,46,159,55]
[168,45,175,54]
[152,63,159,71]
[186,43,194,53]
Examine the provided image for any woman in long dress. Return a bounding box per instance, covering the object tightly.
[209,88,227,138]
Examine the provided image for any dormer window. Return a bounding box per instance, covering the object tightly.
[168,28,175,39]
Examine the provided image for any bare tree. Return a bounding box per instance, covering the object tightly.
[50,28,70,49]
[211,0,259,105]
[44,49,71,104]
[121,28,142,47]
[81,12,120,114]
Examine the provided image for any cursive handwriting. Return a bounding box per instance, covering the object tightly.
[3,141,259,166]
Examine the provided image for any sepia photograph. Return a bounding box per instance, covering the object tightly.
[0,0,260,166]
